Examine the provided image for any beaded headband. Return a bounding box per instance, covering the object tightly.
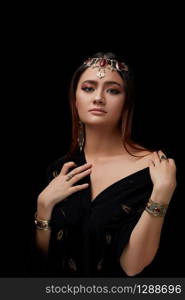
[83,57,128,79]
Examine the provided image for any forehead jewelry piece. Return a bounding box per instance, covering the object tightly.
[83,57,128,79]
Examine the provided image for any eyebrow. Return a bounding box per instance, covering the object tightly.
[81,80,123,88]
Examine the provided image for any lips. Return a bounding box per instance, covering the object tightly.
[89,108,107,113]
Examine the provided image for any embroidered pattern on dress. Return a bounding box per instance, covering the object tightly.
[106,233,112,245]
[121,204,132,214]
[97,258,104,271]
[59,207,66,218]
[68,258,77,271]
[57,229,64,241]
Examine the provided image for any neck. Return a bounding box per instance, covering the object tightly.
[83,124,127,158]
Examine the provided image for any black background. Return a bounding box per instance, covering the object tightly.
[1,12,184,278]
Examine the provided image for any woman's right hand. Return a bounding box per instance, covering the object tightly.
[37,161,92,211]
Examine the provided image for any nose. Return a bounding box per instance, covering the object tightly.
[93,94,105,104]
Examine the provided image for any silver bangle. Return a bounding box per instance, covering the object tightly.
[145,198,168,217]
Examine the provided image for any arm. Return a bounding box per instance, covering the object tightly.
[120,150,177,276]
[35,161,92,255]
[120,188,170,276]
[35,199,53,256]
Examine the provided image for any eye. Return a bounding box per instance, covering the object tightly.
[82,87,95,92]
[107,89,121,95]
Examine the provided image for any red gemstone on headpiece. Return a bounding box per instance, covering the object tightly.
[118,63,125,70]
[100,59,107,67]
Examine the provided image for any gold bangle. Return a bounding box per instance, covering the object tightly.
[34,212,51,230]
[145,198,168,217]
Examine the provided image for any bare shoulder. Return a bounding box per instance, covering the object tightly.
[140,150,155,165]
[132,143,154,155]
[131,144,155,167]
[139,149,154,157]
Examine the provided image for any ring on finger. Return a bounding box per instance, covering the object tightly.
[66,173,74,181]
[160,155,168,161]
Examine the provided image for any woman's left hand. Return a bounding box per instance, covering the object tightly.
[148,150,177,204]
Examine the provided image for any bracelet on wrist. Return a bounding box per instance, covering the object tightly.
[145,198,169,217]
[34,212,51,231]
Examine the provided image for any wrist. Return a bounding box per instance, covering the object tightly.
[37,197,54,220]
[151,186,173,205]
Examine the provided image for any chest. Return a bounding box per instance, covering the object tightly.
[89,157,150,202]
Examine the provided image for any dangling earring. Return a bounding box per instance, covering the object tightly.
[121,118,125,139]
[77,120,84,152]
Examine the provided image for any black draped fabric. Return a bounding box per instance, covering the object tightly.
[28,148,154,277]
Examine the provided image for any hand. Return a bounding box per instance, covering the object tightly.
[38,161,92,209]
[148,150,177,204]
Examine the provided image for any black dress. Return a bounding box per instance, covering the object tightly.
[33,148,153,277]
[27,148,154,277]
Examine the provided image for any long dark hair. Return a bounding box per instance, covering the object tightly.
[66,52,156,159]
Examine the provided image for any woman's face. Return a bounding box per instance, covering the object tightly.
[75,67,126,129]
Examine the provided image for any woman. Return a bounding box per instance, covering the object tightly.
[34,52,177,277]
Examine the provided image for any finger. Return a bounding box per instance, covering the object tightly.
[168,158,177,168]
[153,151,161,166]
[60,161,77,175]
[158,150,168,162]
[68,162,92,176]
[69,168,92,184]
[148,159,155,168]
[158,150,167,158]
[168,158,175,163]
[69,183,90,192]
